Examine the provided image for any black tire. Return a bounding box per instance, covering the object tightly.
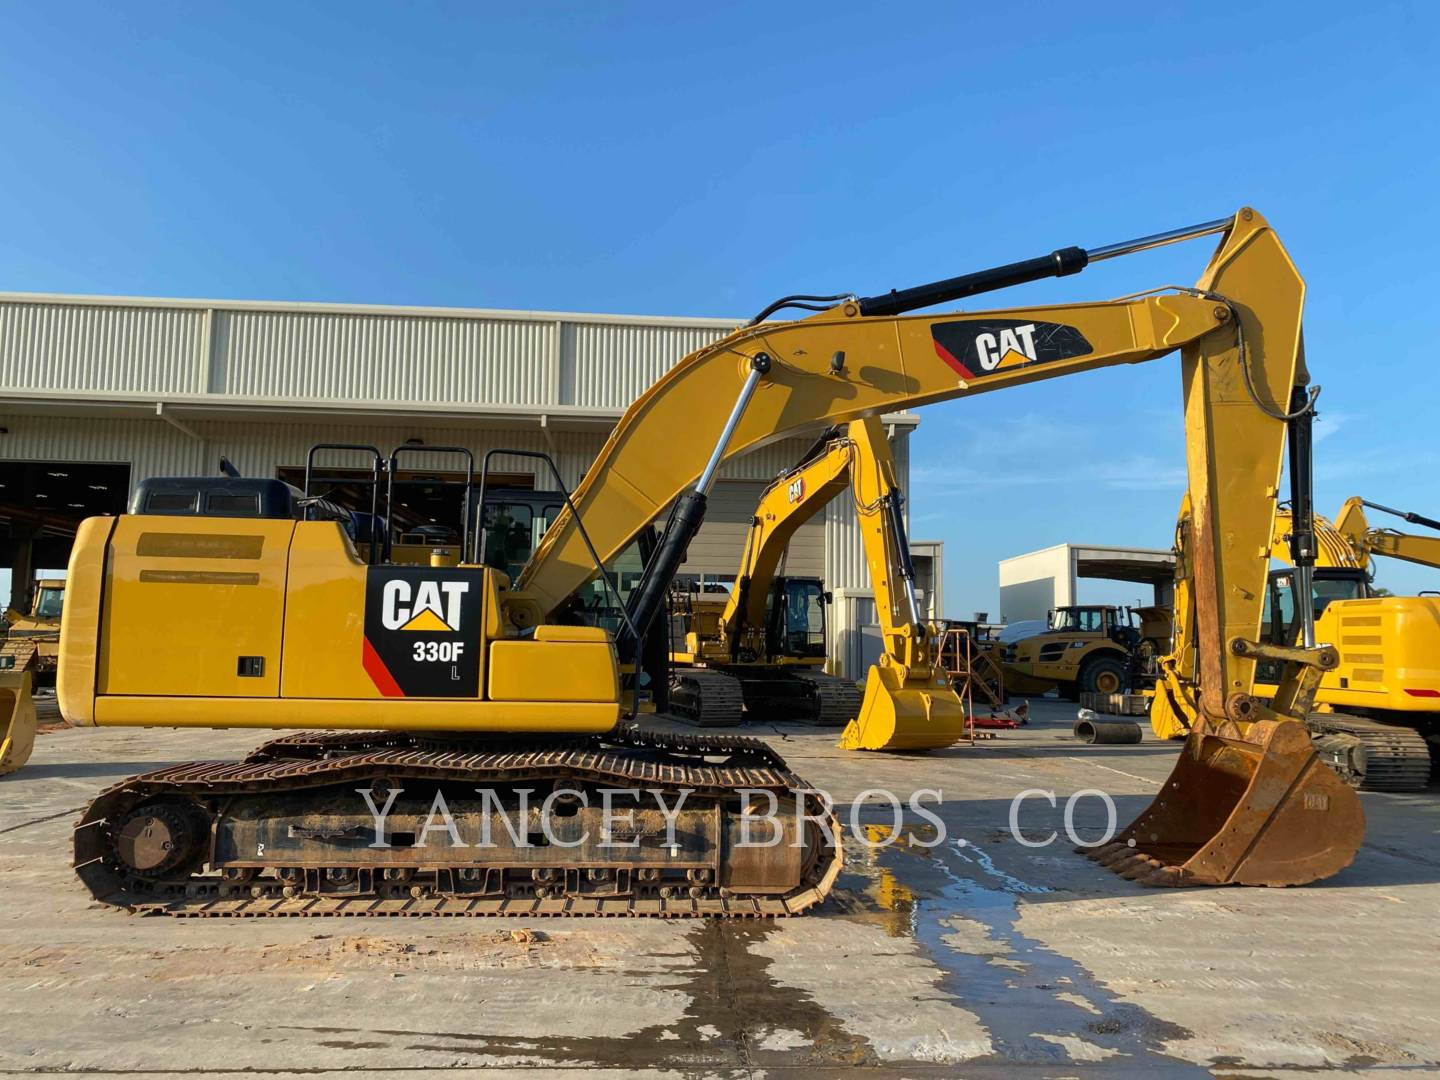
[1079,655,1128,697]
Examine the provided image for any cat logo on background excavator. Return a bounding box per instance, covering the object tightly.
[931,318,1094,380]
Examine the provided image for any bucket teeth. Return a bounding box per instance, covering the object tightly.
[1117,855,1164,881]
[1097,844,1139,869]
[1137,865,1191,887]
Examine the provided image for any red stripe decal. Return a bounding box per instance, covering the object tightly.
[362,637,405,697]
[933,339,976,380]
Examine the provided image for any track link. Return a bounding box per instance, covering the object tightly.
[669,668,745,726]
[1307,713,1432,792]
[74,725,842,918]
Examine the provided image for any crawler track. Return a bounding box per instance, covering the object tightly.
[1307,713,1432,792]
[74,726,842,917]
[669,668,746,726]
[789,670,862,727]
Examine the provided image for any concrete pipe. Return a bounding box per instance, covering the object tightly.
[1073,716,1143,745]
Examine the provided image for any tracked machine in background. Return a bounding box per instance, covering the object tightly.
[1274,500,1439,789]
[60,209,1365,913]
[665,426,862,727]
[667,416,958,740]
[1154,495,1438,790]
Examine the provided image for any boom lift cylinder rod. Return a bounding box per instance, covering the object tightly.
[883,490,924,628]
[623,354,771,652]
[1361,500,1440,532]
[1287,384,1319,649]
[857,216,1232,318]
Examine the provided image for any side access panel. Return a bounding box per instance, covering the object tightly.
[99,516,294,698]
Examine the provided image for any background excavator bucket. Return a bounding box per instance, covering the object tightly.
[839,663,966,751]
[1148,685,1191,741]
[1085,720,1364,886]
[0,669,37,777]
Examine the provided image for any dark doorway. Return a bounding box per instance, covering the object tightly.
[0,459,131,607]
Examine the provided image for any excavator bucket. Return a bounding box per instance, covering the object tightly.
[839,663,967,751]
[1147,685,1191,741]
[1085,720,1364,886]
[0,669,37,777]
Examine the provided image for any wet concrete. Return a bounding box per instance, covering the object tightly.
[1,699,1437,1077]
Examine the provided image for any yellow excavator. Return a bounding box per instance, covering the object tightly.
[667,416,965,750]
[665,422,872,728]
[1276,499,1437,788]
[58,208,1363,914]
[1154,497,1438,789]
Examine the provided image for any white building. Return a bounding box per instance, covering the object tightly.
[998,543,1174,624]
[0,290,941,674]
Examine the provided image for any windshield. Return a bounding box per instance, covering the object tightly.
[480,498,562,580]
[1313,574,1366,615]
[1263,570,1367,645]
[1048,608,1105,633]
[33,587,64,618]
[782,579,826,657]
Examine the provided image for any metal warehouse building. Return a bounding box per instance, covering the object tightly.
[0,291,940,677]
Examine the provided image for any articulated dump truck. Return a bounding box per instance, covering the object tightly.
[55,209,1363,917]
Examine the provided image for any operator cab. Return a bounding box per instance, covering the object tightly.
[1262,567,1370,646]
[477,490,566,580]
[31,581,65,619]
[1045,605,1141,648]
[764,576,829,660]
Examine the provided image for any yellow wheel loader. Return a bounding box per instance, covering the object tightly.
[58,209,1363,913]
[0,578,62,776]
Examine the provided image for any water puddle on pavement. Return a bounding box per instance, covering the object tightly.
[839,821,1206,1074]
[277,919,879,1073]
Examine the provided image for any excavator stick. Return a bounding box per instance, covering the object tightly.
[0,669,37,777]
[839,660,968,751]
[1085,721,1363,886]
[1075,212,1366,887]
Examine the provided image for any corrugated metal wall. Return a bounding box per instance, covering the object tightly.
[683,479,825,582]
[0,300,207,395]
[562,321,730,409]
[0,294,737,412]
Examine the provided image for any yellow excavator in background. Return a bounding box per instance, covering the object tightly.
[57,208,1363,914]
[668,416,965,749]
[666,422,874,728]
[1277,499,1437,788]
[1155,496,1438,789]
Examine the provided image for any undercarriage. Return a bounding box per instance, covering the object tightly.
[74,727,843,918]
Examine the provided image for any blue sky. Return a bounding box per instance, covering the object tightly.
[2,1,1438,614]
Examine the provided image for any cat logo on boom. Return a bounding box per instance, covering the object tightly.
[973,323,1039,371]
[930,318,1094,381]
